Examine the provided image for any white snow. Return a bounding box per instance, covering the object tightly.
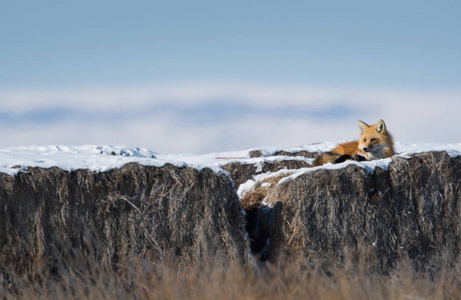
[395,142,461,158]
[277,158,393,185]
[237,179,257,198]
[0,142,460,177]
[0,145,185,176]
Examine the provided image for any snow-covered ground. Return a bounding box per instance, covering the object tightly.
[0,142,460,176]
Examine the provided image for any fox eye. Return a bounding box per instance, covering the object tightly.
[371,138,377,142]
[363,138,367,142]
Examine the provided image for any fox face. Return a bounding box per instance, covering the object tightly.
[357,119,392,160]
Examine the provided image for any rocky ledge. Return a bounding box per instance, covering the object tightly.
[1,149,460,277]
[241,151,461,273]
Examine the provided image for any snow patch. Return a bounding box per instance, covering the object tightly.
[279,158,392,184]
[278,157,393,184]
[237,179,256,198]
[0,145,182,176]
[0,141,460,176]
[395,142,461,158]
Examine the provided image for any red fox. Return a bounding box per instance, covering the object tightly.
[313,119,395,166]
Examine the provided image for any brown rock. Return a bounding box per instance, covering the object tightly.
[0,163,248,277]
[251,152,461,273]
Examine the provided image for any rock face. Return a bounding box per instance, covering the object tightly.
[1,150,460,277]
[249,152,461,272]
[0,163,247,276]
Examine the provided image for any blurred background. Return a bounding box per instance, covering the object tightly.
[2,0,460,153]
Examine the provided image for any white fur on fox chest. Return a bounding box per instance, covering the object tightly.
[362,144,389,160]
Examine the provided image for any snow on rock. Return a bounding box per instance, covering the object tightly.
[237,179,257,198]
[0,145,182,176]
[395,142,461,158]
[278,157,394,185]
[0,142,460,176]
[234,141,461,189]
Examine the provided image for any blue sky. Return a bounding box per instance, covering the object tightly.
[1,1,461,153]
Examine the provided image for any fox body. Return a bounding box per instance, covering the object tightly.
[313,119,395,166]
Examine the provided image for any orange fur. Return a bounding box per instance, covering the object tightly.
[332,141,362,156]
[313,119,395,166]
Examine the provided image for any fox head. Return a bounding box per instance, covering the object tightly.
[357,119,393,160]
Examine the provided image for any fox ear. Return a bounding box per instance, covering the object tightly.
[375,119,386,133]
[358,120,369,134]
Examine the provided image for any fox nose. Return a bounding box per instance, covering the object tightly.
[363,147,370,152]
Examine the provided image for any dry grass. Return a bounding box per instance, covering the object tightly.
[2,246,460,300]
